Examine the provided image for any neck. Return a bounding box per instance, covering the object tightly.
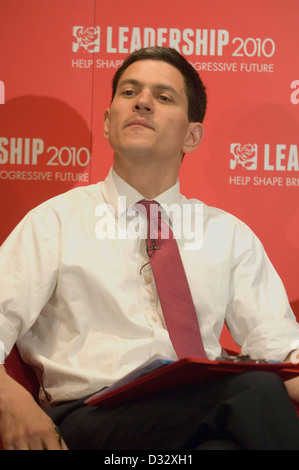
[113,155,180,199]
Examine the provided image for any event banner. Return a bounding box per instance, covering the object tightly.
[0,0,298,349]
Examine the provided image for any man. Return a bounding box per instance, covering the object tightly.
[1,47,299,450]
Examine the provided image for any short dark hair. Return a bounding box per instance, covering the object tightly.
[111,47,207,123]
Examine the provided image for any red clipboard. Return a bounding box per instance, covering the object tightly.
[85,357,299,407]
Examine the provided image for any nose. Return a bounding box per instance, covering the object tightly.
[134,89,153,113]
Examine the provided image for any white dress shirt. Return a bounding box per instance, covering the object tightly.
[0,167,299,407]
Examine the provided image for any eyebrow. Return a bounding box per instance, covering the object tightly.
[118,78,181,98]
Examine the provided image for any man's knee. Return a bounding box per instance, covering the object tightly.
[222,370,287,404]
[239,370,284,390]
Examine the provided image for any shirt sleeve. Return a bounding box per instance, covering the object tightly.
[225,222,299,361]
[0,209,60,357]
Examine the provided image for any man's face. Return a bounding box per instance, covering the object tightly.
[104,60,200,164]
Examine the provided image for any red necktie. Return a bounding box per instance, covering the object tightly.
[137,200,207,359]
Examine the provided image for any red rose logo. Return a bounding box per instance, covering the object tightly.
[230,144,258,170]
[73,27,100,53]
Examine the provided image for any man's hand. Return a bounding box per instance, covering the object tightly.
[0,365,67,450]
[284,350,299,404]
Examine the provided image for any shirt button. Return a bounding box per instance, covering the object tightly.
[145,276,152,285]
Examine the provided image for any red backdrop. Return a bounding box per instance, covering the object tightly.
[1,0,299,351]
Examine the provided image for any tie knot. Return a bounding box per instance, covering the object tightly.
[136,199,160,222]
[136,199,172,242]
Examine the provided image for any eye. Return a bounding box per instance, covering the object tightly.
[158,94,172,103]
[122,89,136,97]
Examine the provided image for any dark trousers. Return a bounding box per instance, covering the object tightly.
[47,371,299,450]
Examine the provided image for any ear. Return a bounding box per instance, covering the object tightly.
[182,122,204,154]
[103,108,110,140]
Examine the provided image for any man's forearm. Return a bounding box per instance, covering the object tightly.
[0,363,65,450]
[285,377,299,404]
[284,351,299,404]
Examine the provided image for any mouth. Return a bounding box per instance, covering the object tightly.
[125,119,154,130]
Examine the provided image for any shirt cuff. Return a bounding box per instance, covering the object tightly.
[241,318,299,362]
[0,313,19,358]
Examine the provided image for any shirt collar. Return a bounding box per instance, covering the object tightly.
[101,166,181,218]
